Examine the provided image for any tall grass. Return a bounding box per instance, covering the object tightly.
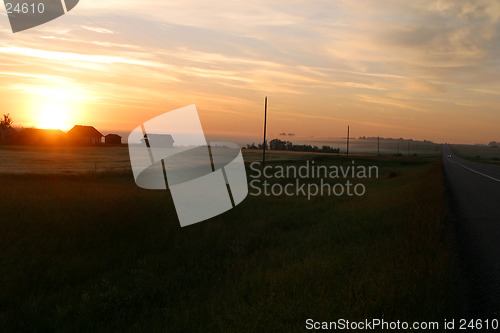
[0,155,455,332]
[451,144,500,164]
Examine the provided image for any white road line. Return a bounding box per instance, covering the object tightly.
[449,159,500,183]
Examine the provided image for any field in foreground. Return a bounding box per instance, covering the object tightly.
[0,153,455,331]
[451,144,500,164]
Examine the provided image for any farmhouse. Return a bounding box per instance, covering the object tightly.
[13,128,66,146]
[105,134,122,145]
[67,125,103,145]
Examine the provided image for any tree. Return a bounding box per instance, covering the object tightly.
[269,138,291,151]
[0,114,13,129]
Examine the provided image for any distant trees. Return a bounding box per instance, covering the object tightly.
[246,138,339,153]
[358,136,434,144]
[0,114,13,129]
[269,138,292,151]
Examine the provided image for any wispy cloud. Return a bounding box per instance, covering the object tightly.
[0,46,157,67]
[81,26,115,34]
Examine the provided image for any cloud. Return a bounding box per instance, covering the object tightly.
[81,26,115,34]
[0,46,157,67]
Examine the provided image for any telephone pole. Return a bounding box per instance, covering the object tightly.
[262,96,268,166]
[377,136,380,156]
[346,125,350,156]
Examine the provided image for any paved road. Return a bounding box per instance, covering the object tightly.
[442,145,500,317]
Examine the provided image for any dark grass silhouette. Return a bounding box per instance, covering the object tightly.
[0,154,456,332]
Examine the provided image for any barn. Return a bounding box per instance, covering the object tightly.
[105,134,122,145]
[67,125,103,145]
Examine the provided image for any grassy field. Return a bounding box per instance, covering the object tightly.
[296,138,441,157]
[0,152,455,331]
[0,141,442,175]
[0,145,131,174]
[451,144,500,164]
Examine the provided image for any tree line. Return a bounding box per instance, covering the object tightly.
[245,138,339,153]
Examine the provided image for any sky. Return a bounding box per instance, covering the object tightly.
[0,0,499,144]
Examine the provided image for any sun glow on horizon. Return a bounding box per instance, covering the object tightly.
[35,101,71,130]
[22,84,89,131]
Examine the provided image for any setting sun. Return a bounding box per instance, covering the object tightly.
[36,101,70,130]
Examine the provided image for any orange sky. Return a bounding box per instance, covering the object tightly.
[0,0,499,144]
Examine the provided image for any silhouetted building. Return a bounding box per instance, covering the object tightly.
[0,127,18,144]
[105,134,122,145]
[141,134,174,148]
[13,128,66,145]
[67,125,103,145]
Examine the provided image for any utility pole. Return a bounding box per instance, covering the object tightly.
[377,136,380,156]
[346,125,350,156]
[262,96,268,166]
